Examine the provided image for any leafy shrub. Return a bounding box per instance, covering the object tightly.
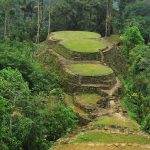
[0,40,60,93]
[43,104,78,141]
[120,26,144,55]
[141,114,150,134]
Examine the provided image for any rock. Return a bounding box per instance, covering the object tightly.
[104,126,109,130]
[120,143,126,147]
[89,113,97,119]
[61,138,69,144]
[97,97,109,108]
[96,143,105,146]
[77,114,91,126]
[87,143,95,147]
[81,128,86,132]
[141,144,150,149]
[114,143,119,147]
[133,144,139,147]
[107,144,113,147]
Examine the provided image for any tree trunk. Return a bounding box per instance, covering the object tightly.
[105,0,112,37]
[4,11,7,39]
[48,0,51,36]
[9,116,12,135]
[36,0,40,43]
[41,0,44,22]
[108,0,112,36]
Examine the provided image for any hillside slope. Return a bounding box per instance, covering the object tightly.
[40,31,150,150]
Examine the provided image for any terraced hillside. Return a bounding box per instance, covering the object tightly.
[46,31,150,150]
[48,31,108,60]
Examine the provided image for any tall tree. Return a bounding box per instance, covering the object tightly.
[105,0,112,36]
[0,0,12,39]
[36,0,40,43]
[48,0,52,36]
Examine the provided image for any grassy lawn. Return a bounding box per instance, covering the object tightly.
[52,31,106,52]
[71,131,150,144]
[69,64,113,76]
[53,31,101,39]
[53,144,150,150]
[94,116,139,129]
[76,93,101,107]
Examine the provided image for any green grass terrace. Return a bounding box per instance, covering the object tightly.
[94,116,139,129]
[68,64,113,76]
[75,93,101,107]
[71,131,150,144]
[52,31,106,53]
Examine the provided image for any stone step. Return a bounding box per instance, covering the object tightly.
[81,77,117,85]
[80,83,113,90]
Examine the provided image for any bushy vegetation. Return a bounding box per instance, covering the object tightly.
[0,40,60,93]
[0,0,149,43]
[0,41,77,150]
[120,26,150,134]
[0,0,149,149]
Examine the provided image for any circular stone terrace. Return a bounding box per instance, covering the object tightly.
[68,64,113,76]
[52,31,107,53]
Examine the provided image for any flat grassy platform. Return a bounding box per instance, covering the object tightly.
[75,93,101,107]
[68,64,113,76]
[71,131,150,144]
[52,31,106,52]
[94,116,139,129]
[54,144,150,150]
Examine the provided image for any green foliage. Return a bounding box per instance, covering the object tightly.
[52,0,107,35]
[0,40,78,149]
[141,114,150,134]
[42,104,77,141]
[0,68,30,101]
[0,0,109,41]
[0,97,22,150]
[0,40,60,93]
[123,0,150,42]
[0,0,12,13]
[114,0,149,42]
[121,26,144,54]
[120,30,150,133]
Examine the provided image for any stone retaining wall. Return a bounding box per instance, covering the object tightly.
[72,94,97,113]
[80,74,116,85]
[102,46,128,74]
[47,40,108,61]
[68,73,116,85]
